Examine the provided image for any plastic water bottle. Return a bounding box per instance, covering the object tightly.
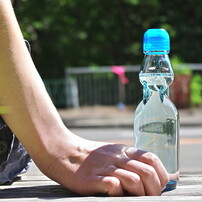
[134,28,179,191]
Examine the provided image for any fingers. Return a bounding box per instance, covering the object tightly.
[92,175,124,196]
[90,163,163,196]
[68,142,169,196]
[92,166,145,196]
[107,165,145,196]
[91,147,168,196]
[135,149,169,189]
[95,162,160,196]
[140,152,169,189]
[125,147,169,191]
[120,159,162,195]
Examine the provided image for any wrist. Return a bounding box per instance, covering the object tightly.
[35,131,90,185]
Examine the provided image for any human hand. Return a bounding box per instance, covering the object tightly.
[41,136,169,196]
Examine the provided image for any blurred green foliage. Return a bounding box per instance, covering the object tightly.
[14,0,202,78]
[171,56,192,76]
[191,74,202,106]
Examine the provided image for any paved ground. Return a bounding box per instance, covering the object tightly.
[58,105,202,128]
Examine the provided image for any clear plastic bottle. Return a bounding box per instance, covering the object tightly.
[134,28,179,191]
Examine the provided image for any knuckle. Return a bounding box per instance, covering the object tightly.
[106,177,118,189]
[105,178,122,196]
[144,152,159,166]
[142,165,156,178]
[127,174,141,185]
[105,178,116,187]
[126,175,146,196]
[105,165,116,174]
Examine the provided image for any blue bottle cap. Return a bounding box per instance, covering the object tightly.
[143,28,170,53]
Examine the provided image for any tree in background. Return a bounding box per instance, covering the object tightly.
[14,0,202,78]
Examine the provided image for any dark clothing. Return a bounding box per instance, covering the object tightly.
[0,118,31,184]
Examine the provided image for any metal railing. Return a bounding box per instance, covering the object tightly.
[65,65,143,108]
[43,64,202,108]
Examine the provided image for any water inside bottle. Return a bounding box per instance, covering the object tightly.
[139,73,174,91]
[134,72,179,191]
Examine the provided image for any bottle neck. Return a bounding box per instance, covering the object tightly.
[140,51,173,104]
[141,53,173,75]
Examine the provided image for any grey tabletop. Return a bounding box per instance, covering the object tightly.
[0,163,201,201]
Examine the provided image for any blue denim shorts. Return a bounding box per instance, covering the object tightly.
[0,118,31,184]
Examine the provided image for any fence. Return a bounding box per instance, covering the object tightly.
[65,65,142,108]
[43,64,202,108]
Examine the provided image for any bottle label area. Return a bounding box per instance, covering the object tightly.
[140,118,176,136]
[135,118,179,174]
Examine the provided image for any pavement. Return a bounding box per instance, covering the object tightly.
[58,105,202,128]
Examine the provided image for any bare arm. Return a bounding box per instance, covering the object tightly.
[0,0,68,167]
[0,0,169,196]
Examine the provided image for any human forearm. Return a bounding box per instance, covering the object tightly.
[0,0,69,167]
